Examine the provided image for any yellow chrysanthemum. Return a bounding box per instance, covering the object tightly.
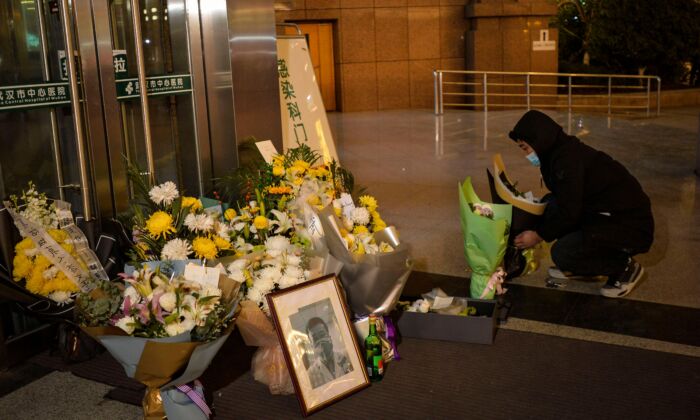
[267,185,292,195]
[334,207,342,217]
[47,229,68,244]
[314,166,330,178]
[293,160,310,170]
[182,196,203,212]
[359,195,378,212]
[373,218,387,231]
[34,255,52,271]
[355,242,366,255]
[25,271,46,295]
[306,194,321,206]
[214,236,232,251]
[253,216,269,230]
[353,225,369,235]
[146,211,176,239]
[12,254,33,280]
[192,237,218,260]
[60,242,74,254]
[272,155,284,166]
[15,237,35,251]
[47,272,79,293]
[293,177,304,186]
[272,166,285,177]
[224,208,237,221]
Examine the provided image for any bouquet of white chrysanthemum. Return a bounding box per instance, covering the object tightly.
[78,266,240,419]
[127,168,235,265]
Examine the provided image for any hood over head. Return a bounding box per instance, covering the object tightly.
[508,110,565,157]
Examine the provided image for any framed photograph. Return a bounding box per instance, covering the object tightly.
[267,274,369,416]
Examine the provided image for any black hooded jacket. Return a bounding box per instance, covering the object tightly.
[509,111,654,253]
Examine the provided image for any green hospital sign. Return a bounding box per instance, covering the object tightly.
[0,73,192,111]
[116,74,192,100]
[0,82,70,111]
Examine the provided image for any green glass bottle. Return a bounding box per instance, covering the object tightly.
[364,314,384,382]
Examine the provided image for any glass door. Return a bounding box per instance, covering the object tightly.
[92,0,211,213]
[0,0,90,216]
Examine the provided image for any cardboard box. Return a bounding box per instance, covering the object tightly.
[396,299,498,345]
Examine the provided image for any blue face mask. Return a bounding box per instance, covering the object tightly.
[526,151,540,167]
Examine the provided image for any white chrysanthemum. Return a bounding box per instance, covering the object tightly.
[257,266,282,287]
[246,287,264,306]
[184,213,214,233]
[164,315,195,337]
[115,316,136,334]
[284,265,304,280]
[278,274,300,289]
[123,286,142,306]
[159,292,177,312]
[352,207,371,225]
[42,266,59,280]
[48,290,73,305]
[24,247,39,257]
[265,235,291,253]
[216,222,231,239]
[161,238,192,261]
[286,254,302,267]
[149,181,179,206]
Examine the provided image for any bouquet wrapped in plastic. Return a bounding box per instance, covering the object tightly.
[77,266,240,419]
[317,200,412,318]
[458,177,512,299]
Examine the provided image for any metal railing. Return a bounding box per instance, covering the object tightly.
[434,70,661,117]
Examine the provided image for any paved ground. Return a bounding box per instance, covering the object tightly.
[330,108,700,308]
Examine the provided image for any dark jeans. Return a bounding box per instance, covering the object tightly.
[551,231,630,277]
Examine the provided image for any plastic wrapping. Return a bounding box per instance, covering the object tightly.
[316,205,412,317]
[237,300,295,395]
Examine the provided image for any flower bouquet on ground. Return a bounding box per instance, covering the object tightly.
[487,153,547,278]
[226,234,320,395]
[77,266,240,419]
[317,195,411,318]
[123,165,239,280]
[0,182,111,316]
[458,177,512,299]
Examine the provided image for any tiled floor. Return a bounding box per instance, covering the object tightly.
[329,108,700,309]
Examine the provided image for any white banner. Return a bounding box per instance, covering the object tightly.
[276,37,339,164]
[5,204,94,293]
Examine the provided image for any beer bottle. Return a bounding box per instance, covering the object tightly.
[364,314,384,382]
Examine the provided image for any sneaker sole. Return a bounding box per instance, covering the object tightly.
[601,266,645,298]
[547,267,602,281]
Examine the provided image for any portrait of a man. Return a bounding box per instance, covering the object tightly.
[305,316,353,389]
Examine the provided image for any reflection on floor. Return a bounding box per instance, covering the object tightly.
[329,108,700,309]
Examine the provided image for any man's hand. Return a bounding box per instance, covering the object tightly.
[514,230,543,249]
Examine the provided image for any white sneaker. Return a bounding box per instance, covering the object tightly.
[600,259,644,298]
[547,267,583,280]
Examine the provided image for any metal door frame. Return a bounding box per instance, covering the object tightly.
[87,0,213,218]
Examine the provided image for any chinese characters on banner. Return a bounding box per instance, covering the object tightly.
[278,58,309,144]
